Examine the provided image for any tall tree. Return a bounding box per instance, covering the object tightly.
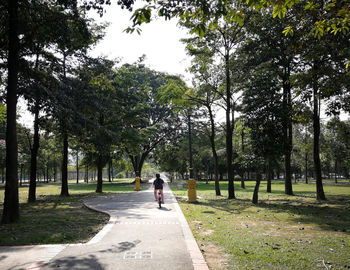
[2,0,20,224]
[116,61,181,178]
[242,69,284,203]
[186,54,222,196]
[293,2,350,200]
[79,57,119,193]
[52,7,103,196]
[181,4,250,199]
[239,10,301,195]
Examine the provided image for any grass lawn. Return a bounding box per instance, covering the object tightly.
[171,180,350,270]
[0,179,137,246]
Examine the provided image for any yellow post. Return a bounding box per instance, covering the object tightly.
[187,179,197,202]
[134,176,141,191]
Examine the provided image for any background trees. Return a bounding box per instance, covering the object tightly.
[1,0,350,225]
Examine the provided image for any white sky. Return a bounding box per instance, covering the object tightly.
[89,3,192,82]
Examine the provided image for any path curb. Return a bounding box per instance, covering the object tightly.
[83,200,116,245]
[170,190,210,270]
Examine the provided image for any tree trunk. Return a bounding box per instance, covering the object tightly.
[283,78,293,195]
[313,62,326,200]
[86,164,89,184]
[2,0,20,224]
[96,154,103,193]
[111,162,114,182]
[60,131,69,196]
[335,160,338,184]
[188,113,194,179]
[267,161,272,193]
[252,172,262,204]
[54,160,57,182]
[76,151,79,184]
[305,152,309,184]
[20,164,23,187]
[46,165,49,183]
[241,177,245,189]
[208,106,221,196]
[108,158,111,182]
[241,127,246,189]
[130,153,147,178]
[28,98,40,203]
[225,53,235,199]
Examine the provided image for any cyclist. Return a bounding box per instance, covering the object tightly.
[153,173,165,204]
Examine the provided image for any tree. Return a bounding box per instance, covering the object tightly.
[1,0,99,222]
[49,7,103,196]
[116,61,182,178]
[238,9,302,195]
[125,0,350,44]
[292,6,350,199]
[242,69,284,203]
[2,0,20,224]
[186,54,222,195]
[325,117,350,182]
[180,3,250,199]
[78,57,119,193]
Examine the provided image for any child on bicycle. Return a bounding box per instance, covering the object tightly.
[153,173,165,203]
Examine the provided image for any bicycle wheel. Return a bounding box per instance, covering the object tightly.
[158,193,162,208]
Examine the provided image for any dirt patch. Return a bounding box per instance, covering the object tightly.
[199,229,215,236]
[199,241,229,270]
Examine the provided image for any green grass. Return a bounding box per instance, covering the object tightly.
[0,179,135,204]
[172,181,350,270]
[0,179,139,246]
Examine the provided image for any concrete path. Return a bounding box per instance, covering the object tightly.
[0,181,209,270]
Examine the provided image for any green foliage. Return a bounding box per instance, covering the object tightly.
[242,69,284,165]
[156,75,194,113]
[0,104,6,124]
[282,26,294,36]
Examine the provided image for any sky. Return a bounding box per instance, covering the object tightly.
[89,3,192,81]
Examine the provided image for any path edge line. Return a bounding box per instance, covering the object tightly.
[83,201,117,245]
[170,189,210,270]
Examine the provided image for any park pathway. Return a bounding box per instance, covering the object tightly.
[0,180,208,270]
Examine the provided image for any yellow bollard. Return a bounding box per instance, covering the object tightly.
[187,179,197,202]
[134,176,141,191]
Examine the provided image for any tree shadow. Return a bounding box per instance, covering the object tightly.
[98,240,141,254]
[184,193,350,234]
[0,255,7,261]
[42,254,104,270]
[255,195,350,233]
[42,240,141,269]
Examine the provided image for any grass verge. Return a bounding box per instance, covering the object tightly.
[0,180,137,246]
[172,181,350,270]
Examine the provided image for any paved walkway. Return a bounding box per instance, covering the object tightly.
[0,181,209,270]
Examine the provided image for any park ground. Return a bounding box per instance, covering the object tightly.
[172,180,350,270]
[1,179,350,270]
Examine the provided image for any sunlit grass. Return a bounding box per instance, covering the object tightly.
[0,178,135,204]
[172,180,350,270]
